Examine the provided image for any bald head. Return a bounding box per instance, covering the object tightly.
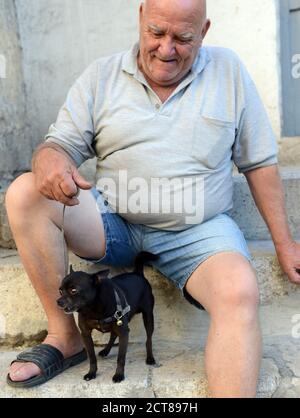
[142,0,207,24]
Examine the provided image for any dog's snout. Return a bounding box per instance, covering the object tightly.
[57,298,65,308]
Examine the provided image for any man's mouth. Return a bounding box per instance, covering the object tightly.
[155,56,177,63]
[160,59,177,63]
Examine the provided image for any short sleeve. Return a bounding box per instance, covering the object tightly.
[44,61,98,167]
[233,63,278,173]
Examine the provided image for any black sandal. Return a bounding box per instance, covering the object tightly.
[6,344,87,388]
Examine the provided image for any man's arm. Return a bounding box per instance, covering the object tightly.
[32,142,74,169]
[245,164,300,284]
[32,142,92,206]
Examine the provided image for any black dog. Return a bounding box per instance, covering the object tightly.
[57,252,157,383]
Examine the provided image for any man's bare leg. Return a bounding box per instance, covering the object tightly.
[185,252,261,398]
[5,172,106,382]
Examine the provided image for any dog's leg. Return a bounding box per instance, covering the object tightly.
[112,328,129,383]
[99,332,118,357]
[142,305,156,365]
[81,333,97,381]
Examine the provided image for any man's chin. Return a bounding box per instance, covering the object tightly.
[150,72,182,86]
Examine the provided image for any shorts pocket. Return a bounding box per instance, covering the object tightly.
[191,114,235,170]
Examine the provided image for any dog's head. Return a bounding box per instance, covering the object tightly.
[56,266,110,314]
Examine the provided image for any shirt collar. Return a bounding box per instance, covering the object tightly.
[121,42,211,80]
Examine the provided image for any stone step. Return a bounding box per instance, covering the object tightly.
[1,293,300,398]
[0,242,299,347]
[1,167,300,247]
[231,166,300,240]
[0,188,14,249]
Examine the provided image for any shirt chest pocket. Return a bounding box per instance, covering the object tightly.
[191,115,236,170]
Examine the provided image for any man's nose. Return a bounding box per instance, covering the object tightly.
[158,36,176,58]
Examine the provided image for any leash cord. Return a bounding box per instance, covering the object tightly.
[61,204,69,276]
[61,189,80,277]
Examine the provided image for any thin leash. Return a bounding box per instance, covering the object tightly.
[61,204,69,276]
[60,188,80,276]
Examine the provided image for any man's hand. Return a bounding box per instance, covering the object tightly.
[245,166,300,286]
[32,144,92,206]
[275,240,300,285]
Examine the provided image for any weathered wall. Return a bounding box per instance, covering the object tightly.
[0,0,31,187]
[205,0,281,138]
[15,0,141,151]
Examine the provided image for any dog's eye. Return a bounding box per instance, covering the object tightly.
[59,289,63,295]
[70,288,78,295]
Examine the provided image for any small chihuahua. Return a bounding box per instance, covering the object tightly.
[57,252,157,383]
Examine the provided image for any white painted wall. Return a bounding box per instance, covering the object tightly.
[205,0,281,137]
[15,0,141,148]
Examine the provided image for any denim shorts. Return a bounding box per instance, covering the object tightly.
[81,188,252,310]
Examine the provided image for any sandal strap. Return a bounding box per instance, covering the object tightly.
[14,344,64,379]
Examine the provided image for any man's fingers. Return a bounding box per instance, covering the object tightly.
[72,168,92,190]
[59,176,80,199]
[52,184,79,206]
[35,178,56,201]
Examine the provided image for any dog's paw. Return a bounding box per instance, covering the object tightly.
[146,356,156,365]
[112,373,125,383]
[84,372,97,381]
[98,348,109,357]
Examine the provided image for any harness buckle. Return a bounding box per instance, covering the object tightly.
[114,311,123,321]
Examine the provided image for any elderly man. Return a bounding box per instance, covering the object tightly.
[5,0,300,397]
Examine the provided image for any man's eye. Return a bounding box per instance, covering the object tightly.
[178,38,192,44]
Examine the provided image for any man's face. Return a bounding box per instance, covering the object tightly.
[138,0,210,87]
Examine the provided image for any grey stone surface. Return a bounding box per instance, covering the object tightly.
[0,189,14,249]
[231,167,300,240]
[0,0,31,185]
[273,378,300,398]
[0,346,282,398]
[278,137,300,167]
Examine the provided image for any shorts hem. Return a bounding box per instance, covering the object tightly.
[178,248,253,295]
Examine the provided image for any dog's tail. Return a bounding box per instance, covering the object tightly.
[134,251,159,275]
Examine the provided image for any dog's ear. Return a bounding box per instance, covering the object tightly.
[94,269,110,284]
[70,265,75,274]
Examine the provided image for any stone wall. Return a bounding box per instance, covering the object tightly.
[0,0,31,188]
[14,0,141,152]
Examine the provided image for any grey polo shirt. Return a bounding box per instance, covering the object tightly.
[45,43,278,231]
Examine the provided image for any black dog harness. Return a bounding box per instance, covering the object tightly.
[99,287,131,330]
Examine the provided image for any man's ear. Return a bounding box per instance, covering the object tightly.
[94,269,110,284]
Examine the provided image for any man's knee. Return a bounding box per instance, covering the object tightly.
[219,262,258,306]
[217,273,260,321]
[213,260,259,325]
[187,253,260,320]
[5,172,38,213]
